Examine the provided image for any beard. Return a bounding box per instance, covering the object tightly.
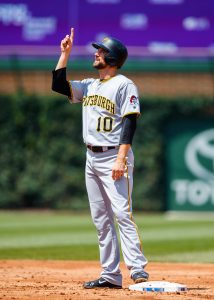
[93,60,107,69]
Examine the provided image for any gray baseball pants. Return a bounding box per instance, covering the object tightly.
[85,147,148,286]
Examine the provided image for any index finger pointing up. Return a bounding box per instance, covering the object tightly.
[70,27,74,42]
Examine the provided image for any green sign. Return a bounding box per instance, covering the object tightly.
[166,119,214,211]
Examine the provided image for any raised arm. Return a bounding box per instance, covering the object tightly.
[55,27,74,70]
[52,28,74,96]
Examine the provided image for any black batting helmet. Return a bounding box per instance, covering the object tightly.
[92,37,128,69]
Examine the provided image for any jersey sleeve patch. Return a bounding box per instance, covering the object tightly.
[129,95,139,109]
[120,83,140,117]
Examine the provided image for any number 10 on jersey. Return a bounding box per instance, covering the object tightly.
[97,117,113,132]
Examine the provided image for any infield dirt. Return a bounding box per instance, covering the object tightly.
[0,260,213,300]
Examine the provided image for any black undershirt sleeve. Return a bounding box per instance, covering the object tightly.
[52,67,71,97]
[119,114,137,145]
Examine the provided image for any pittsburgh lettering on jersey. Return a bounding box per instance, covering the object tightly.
[83,95,115,114]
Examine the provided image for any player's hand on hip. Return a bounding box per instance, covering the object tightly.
[112,159,126,181]
[60,27,74,54]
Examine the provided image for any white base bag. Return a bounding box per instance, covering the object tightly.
[129,281,187,292]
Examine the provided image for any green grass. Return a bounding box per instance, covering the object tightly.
[0,211,213,262]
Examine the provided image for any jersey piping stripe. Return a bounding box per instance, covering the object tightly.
[123,112,141,118]
[67,80,73,102]
[99,75,117,83]
[126,162,143,252]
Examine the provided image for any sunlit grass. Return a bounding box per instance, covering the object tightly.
[0,211,213,262]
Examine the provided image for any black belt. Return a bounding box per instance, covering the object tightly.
[87,145,118,153]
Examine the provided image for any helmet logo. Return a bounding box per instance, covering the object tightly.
[102,37,109,42]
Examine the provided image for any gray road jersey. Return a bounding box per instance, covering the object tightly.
[69,74,140,146]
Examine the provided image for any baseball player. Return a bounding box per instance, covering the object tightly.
[52,28,149,289]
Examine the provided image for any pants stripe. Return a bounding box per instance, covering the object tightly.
[126,163,143,252]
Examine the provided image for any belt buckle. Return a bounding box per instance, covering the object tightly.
[102,146,108,152]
